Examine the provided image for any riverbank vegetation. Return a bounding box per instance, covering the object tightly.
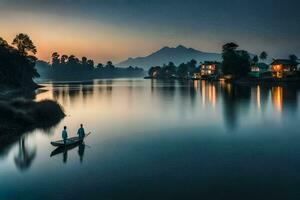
[35,53,144,81]
[0,33,65,137]
[146,42,299,83]
[147,59,198,79]
[0,99,65,135]
[0,34,39,88]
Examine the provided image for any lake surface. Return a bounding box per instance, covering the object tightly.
[1,79,300,199]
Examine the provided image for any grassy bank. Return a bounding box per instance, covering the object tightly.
[0,98,65,135]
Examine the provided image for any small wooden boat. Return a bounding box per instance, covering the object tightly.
[50,132,91,147]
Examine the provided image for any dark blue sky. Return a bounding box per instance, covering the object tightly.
[1,0,299,61]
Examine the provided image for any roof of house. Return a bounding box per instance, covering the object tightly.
[271,59,298,65]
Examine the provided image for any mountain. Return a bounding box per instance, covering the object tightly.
[117,45,222,69]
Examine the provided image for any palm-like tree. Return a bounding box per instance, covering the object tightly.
[259,51,268,62]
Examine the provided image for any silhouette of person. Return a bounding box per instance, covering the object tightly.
[77,124,85,140]
[62,126,68,145]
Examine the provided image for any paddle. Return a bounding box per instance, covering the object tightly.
[84,132,91,138]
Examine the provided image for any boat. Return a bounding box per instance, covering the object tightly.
[50,132,91,147]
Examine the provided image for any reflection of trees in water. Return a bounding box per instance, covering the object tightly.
[149,80,198,113]
[14,136,36,171]
[221,83,251,130]
[52,83,96,105]
[220,83,299,130]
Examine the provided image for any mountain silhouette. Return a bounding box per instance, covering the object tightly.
[117,45,221,69]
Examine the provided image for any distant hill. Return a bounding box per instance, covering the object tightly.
[117,45,222,69]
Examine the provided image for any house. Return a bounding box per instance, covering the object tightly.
[271,59,298,78]
[193,72,201,79]
[200,61,222,78]
[249,63,270,78]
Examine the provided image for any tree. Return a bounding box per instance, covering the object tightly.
[259,51,268,62]
[81,57,87,65]
[289,54,298,67]
[96,63,104,69]
[60,55,68,65]
[161,62,177,77]
[0,35,39,87]
[12,33,37,55]
[0,37,9,47]
[87,59,94,69]
[148,66,161,77]
[68,55,79,66]
[289,54,298,62]
[105,61,115,70]
[177,63,189,78]
[187,59,197,74]
[252,55,259,64]
[222,42,250,78]
[223,42,239,52]
[51,52,60,67]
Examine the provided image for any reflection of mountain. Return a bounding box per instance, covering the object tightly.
[117,45,221,69]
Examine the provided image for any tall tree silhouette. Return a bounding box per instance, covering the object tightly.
[259,51,268,62]
[52,52,60,67]
[12,33,37,55]
[252,55,259,64]
[222,42,250,77]
[0,34,39,87]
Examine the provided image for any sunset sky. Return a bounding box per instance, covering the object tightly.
[1,0,299,63]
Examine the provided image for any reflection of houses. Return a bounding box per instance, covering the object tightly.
[200,81,217,107]
[249,63,270,78]
[271,59,298,78]
[200,62,222,78]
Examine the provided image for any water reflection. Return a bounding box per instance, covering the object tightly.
[14,136,36,171]
[1,79,300,199]
[50,143,86,164]
[2,80,300,171]
[48,80,300,131]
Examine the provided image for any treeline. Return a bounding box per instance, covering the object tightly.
[148,59,199,79]
[0,34,39,88]
[36,53,144,80]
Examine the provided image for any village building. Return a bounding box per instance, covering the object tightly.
[271,59,298,78]
[199,61,222,78]
[249,63,270,78]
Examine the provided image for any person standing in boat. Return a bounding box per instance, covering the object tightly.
[62,126,68,145]
[77,124,85,140]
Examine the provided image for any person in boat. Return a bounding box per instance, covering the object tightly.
[62,126,68,145]
[77,124,85,140]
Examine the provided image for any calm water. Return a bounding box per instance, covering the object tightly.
[1,79,300,199]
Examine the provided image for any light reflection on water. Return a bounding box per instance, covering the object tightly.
[1,79,300,199]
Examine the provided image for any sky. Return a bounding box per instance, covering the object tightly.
[0,0,299,63]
